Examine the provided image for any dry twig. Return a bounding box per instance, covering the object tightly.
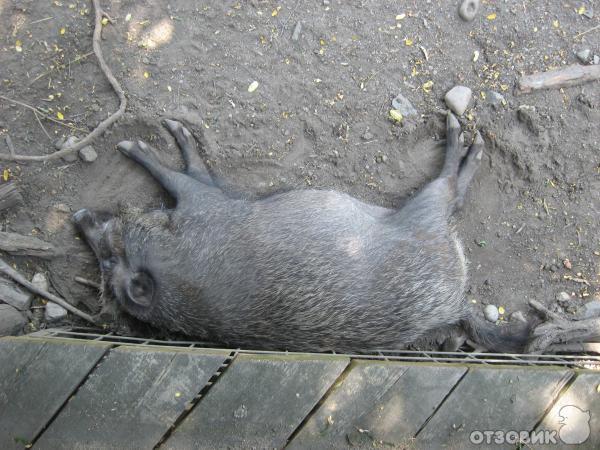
[0,258,96,323]
[517,63,600,94]
[0,0,126,162]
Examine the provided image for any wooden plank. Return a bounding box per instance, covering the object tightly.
[533,371,600,449]
[0,337,109,449]
[163,353,349,449]
[417,366,573,449]
[36,346,229,449]
[288,361,467,449]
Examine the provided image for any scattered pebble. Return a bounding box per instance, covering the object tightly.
[79,145,97,163]
[361,131,374,141]
[45,302,67,322]
[576,49,591,63]
[291,21,302,41]
[483,304,499,322]
[458,0,480,22]
[563,258,572,270]
[0,304,26,336]
[510,311,527,323]
[444,86,472,116]
[485,90,505,109]
[248,81,259,93]
[583,7,594,19]
[556,291,571,302]
[391,93,418,117]
[60,136,80,163]
[594,55,600,65]
[580,301,600,319]
[375,154,388,163]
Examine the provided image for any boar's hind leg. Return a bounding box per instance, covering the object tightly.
[117,140,200,201]
[163,119,214,186]
[455,131,483,211]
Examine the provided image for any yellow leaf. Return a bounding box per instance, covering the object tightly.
[56,111,64,120]
[395,14,406,20]
[59,27,66,35]
[473,50,479,62]
[578,6,586,15]
[143,71,150,78]
[552,20,559,28]
[125,13,132,22]
[271,7,280,17]
[15,40,22,52]
[389,109,403,122]
[320,39,326,46]
[498,306,505,315]
[101,17,109,26]
[486,13,497,20]
[404,38,413,46]
[596,383,600,393]
[422,80,433,93]
[248,80,259,92]
[2,169,9,182]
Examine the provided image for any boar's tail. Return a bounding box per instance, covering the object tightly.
[463,314,531,353]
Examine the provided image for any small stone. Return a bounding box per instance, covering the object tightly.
[510,311,527,323]
[444,86,472,116]
[594,55,600,65]
[45,302,67,322]
[459,0,480,22]
[0,304,26,336]
[79,145,97,163]
[323,0,330,5]
[583,7,594,19]
[60,136,79,163]
[391,93,418,117]
[563,258,572,270]
[556,291,571,302]
[580,301,600,319]
[291,21,302,41]
[576,49,591,63]
[142,56,150,64]
[483,304,499,322]
[361,131,374,141]
[485,90,505,109]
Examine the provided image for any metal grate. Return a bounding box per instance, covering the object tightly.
[29,327,600,370]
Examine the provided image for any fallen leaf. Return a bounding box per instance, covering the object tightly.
[422,80,433,93]
[56,111,64,120]
[552,20,559,28]
[473,50,479,62]
[498,306,505,315]
[577,6,586,15]
[101,17,109,26]
[395,13,406,20]
[59,27,66,35]
[404,38,413,46]
[143,71,150,78]
[389,109,403,123]
[486,13,497,20]
[2,169,9,182]
[248,80,259,92]
[15,40,22,52]
[125,13,132,22]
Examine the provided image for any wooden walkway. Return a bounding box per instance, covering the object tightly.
[0,335,599,449]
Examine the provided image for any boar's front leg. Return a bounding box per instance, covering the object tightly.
[163,119,215,186]
[117,140,201,203]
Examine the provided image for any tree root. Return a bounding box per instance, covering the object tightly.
[0,0,126,162]
[526,299,600,354]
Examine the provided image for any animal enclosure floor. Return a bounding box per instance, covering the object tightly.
[1,335,599,449]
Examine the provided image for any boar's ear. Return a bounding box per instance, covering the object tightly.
[126,272,154,307]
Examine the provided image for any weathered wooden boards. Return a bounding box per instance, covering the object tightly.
[287,361,467,449]
[0,337,110,449]
[2,335,599,450]
[417,366,573,449]
[163,353,349,449]
[35,346,229,449]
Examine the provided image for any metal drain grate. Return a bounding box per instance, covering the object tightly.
[29,327,600,369]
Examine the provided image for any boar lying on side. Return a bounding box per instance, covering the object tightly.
[74,113,532,353]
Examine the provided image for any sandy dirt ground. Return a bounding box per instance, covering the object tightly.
[0,0,599,343]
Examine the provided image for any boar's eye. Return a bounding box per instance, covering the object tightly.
[126,271,154,307]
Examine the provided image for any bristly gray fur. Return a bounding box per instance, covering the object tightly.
[73,115,530,353]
